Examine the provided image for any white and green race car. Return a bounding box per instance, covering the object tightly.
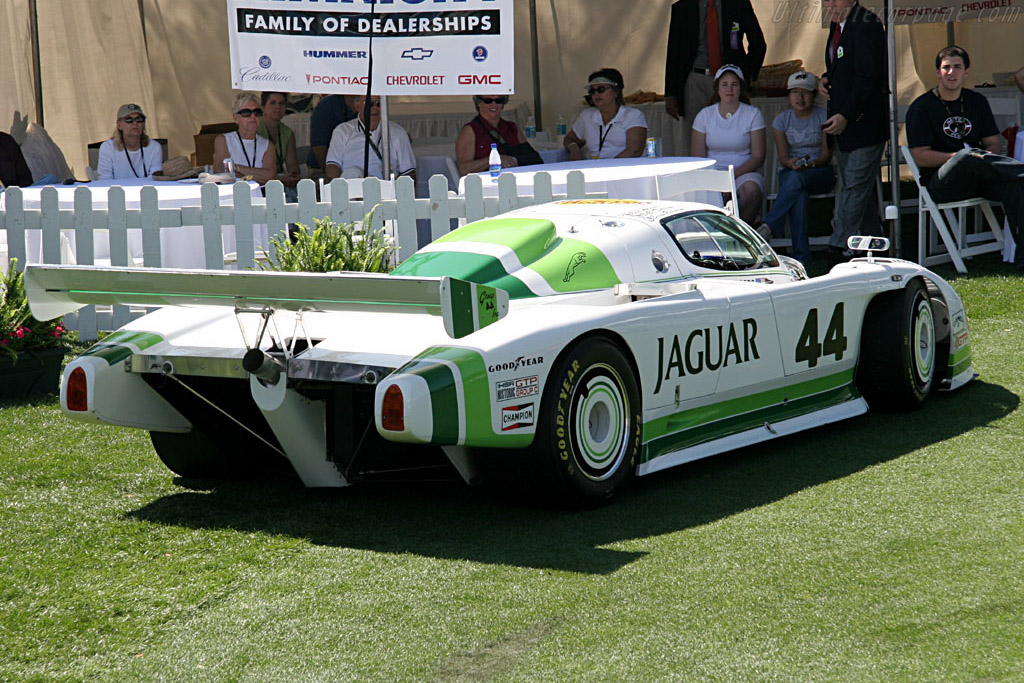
[27,198,974,503]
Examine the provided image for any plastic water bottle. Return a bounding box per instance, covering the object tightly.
[488,143,501,179]
[224,158,234,176]
[556,115,567,137]
[525,116,536,139]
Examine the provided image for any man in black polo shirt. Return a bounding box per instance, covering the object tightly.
[906,45,1024,269]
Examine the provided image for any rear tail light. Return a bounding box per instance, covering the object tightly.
[381,385,405,431]
[66,367,88,411]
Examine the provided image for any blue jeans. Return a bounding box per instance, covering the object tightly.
[764,166,836,264]
[831,142,885,248]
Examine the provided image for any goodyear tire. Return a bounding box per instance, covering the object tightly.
[531,338,641,505]
[856,278,936,411]
[150,429,287,480]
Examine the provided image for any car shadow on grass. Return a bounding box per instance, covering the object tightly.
[127,380,1018,575]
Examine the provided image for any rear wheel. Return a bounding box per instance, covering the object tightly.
[856,279,936,411]
[530,338,641,505]
[150,429,238,479]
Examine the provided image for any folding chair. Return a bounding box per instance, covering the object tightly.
[902,145,1004,274]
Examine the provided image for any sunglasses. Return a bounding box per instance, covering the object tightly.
[235,108,264,118]
[587,85,612,95]
[121,116,146,124]
[479,97,508,105]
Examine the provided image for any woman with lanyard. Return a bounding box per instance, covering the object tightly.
[212,92,276,186]
[257,91,301,199]
[97,103,164,180]
[455,94,539,176]
[563,68,647,160]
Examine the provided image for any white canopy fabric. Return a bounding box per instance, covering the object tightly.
[1,0,1022,176]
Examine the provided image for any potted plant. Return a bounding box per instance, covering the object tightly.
[259,212,394,274]
[1,259,72,399]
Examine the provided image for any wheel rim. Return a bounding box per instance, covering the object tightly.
[571,363,629,481]
[912,296,936,386]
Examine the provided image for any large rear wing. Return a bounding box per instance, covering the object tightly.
[25,265,508,339]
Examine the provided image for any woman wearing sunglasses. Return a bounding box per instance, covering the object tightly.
[563,68,647,160]
[455,94,539,176]
[97,103,164,180]
[213,92,276,186]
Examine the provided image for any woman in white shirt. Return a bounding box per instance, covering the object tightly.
[212,91,276,186]
[97,103,163,180]
[563,68,647,160]
[691,65,766,226]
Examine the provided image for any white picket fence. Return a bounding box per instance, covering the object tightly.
[1,171,602,339]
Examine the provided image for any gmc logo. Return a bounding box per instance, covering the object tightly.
[458,74,502,85]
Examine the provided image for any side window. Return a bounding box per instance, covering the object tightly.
[662,211,778,271]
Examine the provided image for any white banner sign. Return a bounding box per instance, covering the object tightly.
[227,0,514,95]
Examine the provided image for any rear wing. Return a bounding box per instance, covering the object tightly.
[25,265,508,339]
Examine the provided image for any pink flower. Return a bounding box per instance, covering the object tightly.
[53,330,62,337]
[14,328,25,339]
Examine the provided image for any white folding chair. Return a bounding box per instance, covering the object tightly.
[656,166,738,217]
[902,145,1004,274]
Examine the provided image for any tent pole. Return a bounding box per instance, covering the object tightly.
[529,0,543,130]
[886,0,902,257]
[29,0,44,126]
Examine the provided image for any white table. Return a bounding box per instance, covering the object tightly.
[459,157,715,200]
[1,178,265,269]
[413,140,567,196]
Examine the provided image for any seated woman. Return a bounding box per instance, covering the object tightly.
[212,92,276,186]
[563,68,647,160]
[257,91,302,197]
[455,94,541,176]
[690,65,766,226]
[97,103,163,180]
[760,71,835,265]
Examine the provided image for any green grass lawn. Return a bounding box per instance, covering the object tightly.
[1,255,1022,681]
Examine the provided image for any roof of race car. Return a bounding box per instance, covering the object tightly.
[391,199,731,299]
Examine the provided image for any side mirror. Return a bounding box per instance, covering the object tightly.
[847,236,890,252]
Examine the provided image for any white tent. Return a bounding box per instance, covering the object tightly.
[2,0,1022,180]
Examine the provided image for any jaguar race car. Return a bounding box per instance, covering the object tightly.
[26,198,974,503]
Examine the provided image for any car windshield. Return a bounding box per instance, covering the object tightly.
[661,211,778,271]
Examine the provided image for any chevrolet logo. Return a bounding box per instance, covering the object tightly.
[401,48,434,61]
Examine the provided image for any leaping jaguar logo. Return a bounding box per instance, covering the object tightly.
[563,252,587,282]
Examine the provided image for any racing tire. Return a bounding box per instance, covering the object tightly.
[150,429,288,480]
[856,278,936,411]
[530,338,642,505]
[150,429,240,479]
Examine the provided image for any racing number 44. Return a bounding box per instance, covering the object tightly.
[796,302,848,367]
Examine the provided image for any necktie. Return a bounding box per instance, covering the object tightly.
[707,1,721,73]
[831,25,841,62]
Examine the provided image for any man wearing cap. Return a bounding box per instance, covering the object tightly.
[760,71,835,265]
[819,0,887,260]
[907,46,1024,270]
[664,0,766,155]
[97,103,163,180]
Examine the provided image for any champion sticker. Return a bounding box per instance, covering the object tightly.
[501,403,535,431]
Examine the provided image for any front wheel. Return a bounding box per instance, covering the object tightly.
[856,278,936,411]
[530,338,641,505]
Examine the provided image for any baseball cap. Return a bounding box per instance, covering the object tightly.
[117,103,145,119]
[714,64,745,81]
[787,71,818,92]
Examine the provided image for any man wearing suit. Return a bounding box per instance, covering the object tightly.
[665,0,766,155]
[819,0,888,259]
